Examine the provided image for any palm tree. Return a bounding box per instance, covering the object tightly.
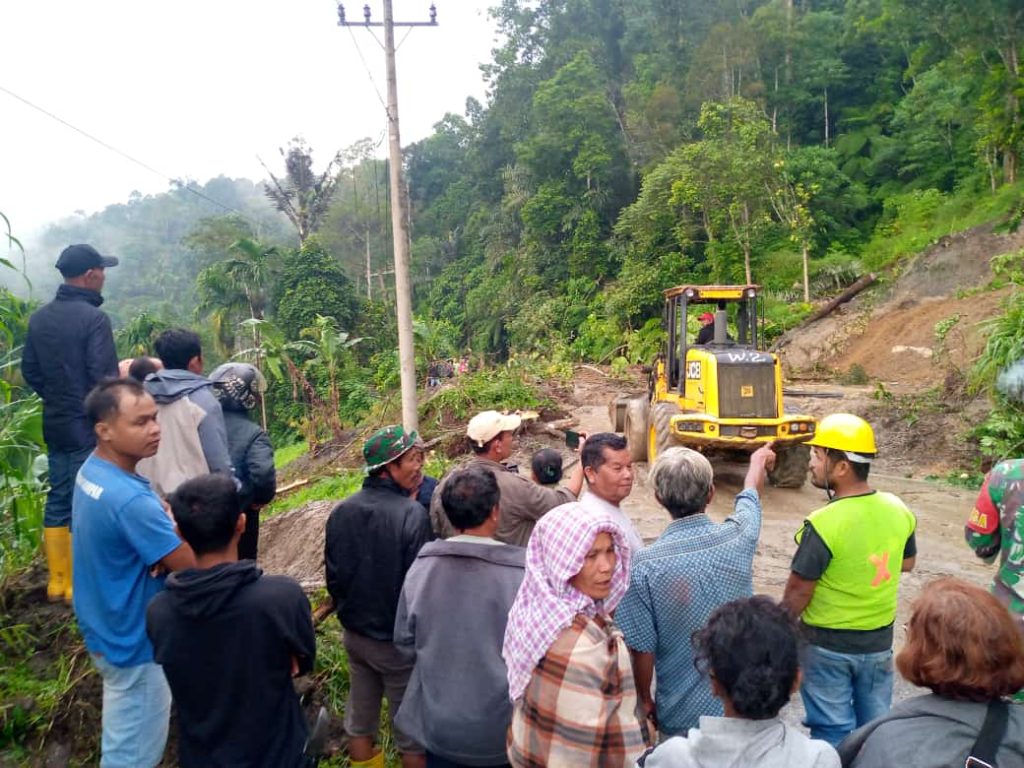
[261,138,342,244]
[196,238,281,427]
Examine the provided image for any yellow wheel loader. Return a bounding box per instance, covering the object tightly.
[610,284,816,487]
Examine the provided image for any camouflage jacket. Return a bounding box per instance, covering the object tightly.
[966,459,1024,604]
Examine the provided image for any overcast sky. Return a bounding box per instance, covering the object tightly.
[1,0,499,238]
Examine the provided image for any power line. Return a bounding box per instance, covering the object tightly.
[0,82,246,217]
[344,25,390,114]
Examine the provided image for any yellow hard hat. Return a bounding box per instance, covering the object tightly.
[806,413,877,458]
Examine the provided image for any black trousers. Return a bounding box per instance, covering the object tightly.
[238,504,260,561]
[426,753,510,768]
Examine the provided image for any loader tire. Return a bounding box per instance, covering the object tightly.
[648,401,682,463]
[623,398,650,463]
[768,444,810,488]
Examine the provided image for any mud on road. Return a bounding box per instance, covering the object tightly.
[570,377,993,726]
[259,367,996,729]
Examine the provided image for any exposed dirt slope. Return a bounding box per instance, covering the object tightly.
[778,222,1023,382]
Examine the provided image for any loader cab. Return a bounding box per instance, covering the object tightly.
[663,284,763,393]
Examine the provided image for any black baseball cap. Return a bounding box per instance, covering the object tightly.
[55,244,119,277]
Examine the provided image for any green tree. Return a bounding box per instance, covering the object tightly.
[272,237,360,342]
[290,315,363,438]
[905,0,1024,184]
[116,312,170,358]
[672,99,777,283]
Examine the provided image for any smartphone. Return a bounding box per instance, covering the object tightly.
[565,429,580,449]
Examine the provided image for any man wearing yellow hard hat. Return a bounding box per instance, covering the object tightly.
[781,414,917,748]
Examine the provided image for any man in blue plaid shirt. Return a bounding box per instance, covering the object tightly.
[616,443,775,736]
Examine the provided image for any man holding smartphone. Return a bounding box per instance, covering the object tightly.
[429,410,587,547]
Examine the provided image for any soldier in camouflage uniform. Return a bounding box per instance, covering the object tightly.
[966,361,1024,702]
[965,460,1024,636]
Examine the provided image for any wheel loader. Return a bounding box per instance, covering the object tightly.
[610,284,816,487]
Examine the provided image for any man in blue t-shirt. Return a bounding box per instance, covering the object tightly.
[72,379,194,768]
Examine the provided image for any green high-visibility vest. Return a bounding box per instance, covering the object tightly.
[797,491,917,631]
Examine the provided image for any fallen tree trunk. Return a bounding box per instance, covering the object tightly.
[276,478,311,496]
[802,273,877,325]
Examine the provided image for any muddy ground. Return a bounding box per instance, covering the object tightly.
[259,366,995,730]
[0,364,998,766]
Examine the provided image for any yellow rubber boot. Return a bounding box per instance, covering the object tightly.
[63,530,73,605]
[42,527,69,603]
[349,752,385,768]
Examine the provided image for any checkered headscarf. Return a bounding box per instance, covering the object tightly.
[502,501,631,701]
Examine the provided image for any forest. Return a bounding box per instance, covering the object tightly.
[4,1,1024,761]
[2,0,1024,561]
[4,0,1024,561]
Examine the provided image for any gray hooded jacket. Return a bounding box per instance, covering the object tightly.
[138,369,233,495]
[394,539,526,766]
[638,716,840,768]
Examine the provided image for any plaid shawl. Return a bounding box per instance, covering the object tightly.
[503,502,632,701]
[507,614,648,767]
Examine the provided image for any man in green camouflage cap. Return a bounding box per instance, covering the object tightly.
[325,425,432,766]
[965,361,1024,702]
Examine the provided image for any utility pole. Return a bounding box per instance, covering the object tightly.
[364,228,395,301]
[339,1,437,433]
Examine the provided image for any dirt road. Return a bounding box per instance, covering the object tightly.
[261,369,996,728]
[569,383,994,727]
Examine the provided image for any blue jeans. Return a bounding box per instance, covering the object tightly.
[91,655,171,767]
[800,644,893,747]
[44,447,92,527]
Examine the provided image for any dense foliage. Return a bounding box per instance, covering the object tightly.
[0,216,47,576]
[401,0,1024,360]
[8,0,1024,448]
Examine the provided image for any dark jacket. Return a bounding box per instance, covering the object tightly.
[325,475,433,640]
[394,540,525,766]
[146,561,315,768]
[21,284,118,451]
[222,410,276,510]
[837,693,1024,767]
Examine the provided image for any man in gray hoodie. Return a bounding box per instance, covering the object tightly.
[395,465,526,767]
[136,328,234,496]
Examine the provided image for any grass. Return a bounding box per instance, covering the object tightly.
[265,455,454,519]
[274,440,309,470]
[924,470,985,490]
[311,591,402,768]
[265,474,364,518]
[862,182,1024,272]
[419,368,551,432]
[0,593,93,764]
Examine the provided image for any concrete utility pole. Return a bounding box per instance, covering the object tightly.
[339,1,437,433]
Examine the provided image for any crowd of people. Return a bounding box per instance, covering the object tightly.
[20,244,1024,767]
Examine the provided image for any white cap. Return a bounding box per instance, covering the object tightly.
[467,410,522,447]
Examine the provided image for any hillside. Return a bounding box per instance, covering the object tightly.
[778,222,1022,384]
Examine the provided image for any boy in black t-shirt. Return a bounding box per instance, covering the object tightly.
[146,474,315,768]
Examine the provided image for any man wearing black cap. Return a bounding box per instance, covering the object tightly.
[22,244,119,604]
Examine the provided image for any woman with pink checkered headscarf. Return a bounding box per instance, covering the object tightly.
[502,502,649,767]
